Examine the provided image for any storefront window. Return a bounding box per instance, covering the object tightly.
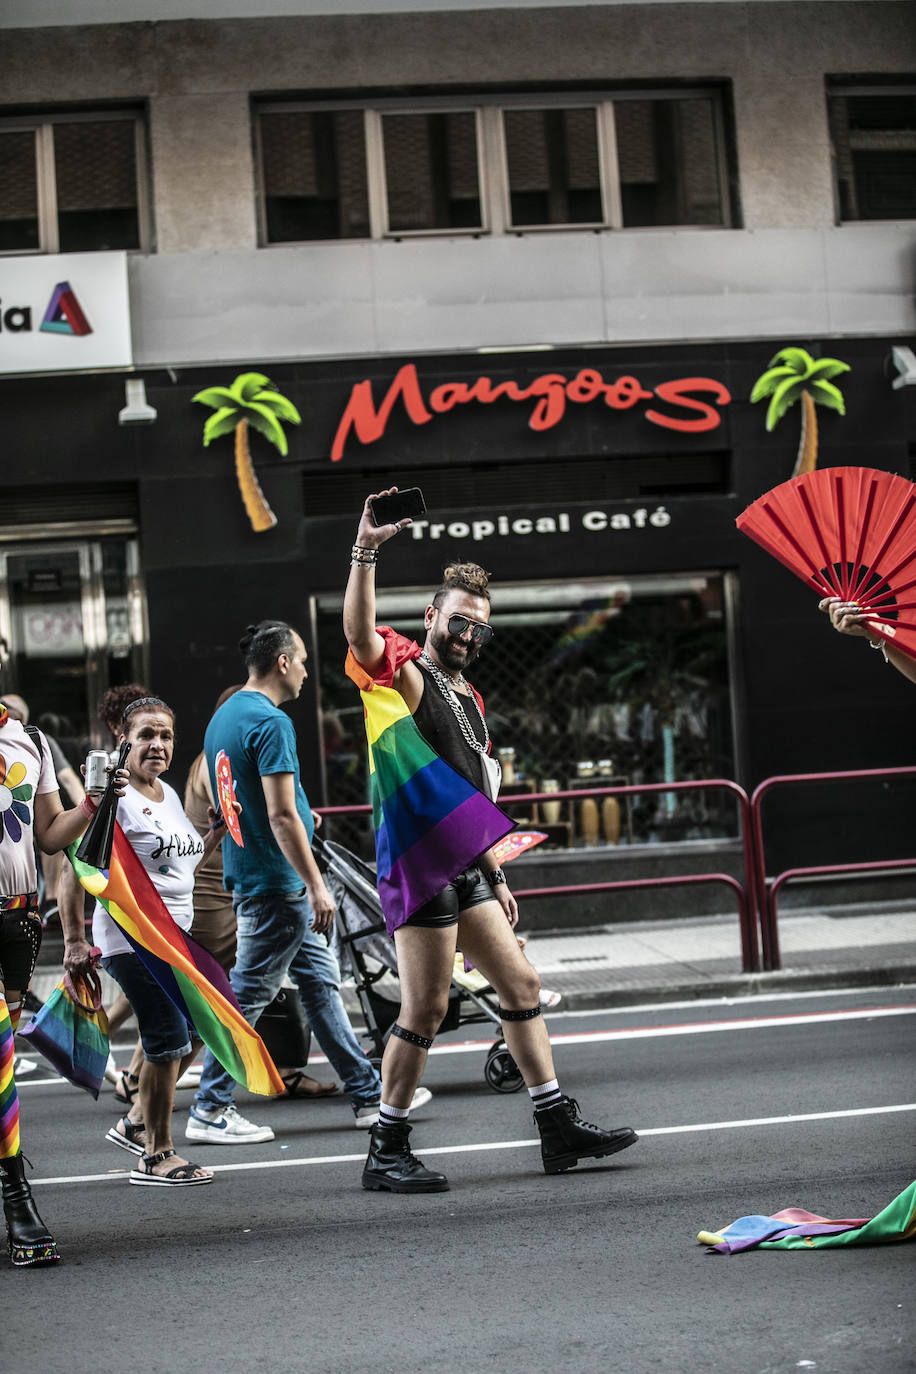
[315,571,736,856]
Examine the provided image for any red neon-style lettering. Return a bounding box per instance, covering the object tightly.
[645,378,732,433]
[331,364,433,462]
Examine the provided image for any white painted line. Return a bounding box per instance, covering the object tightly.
[30,1102,916,1187]
[18,1002,916,1088]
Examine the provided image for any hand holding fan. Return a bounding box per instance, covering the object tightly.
[215,749,244,847]
[736,467,916,662]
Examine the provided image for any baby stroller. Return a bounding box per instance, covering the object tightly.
[316,835,524,1093]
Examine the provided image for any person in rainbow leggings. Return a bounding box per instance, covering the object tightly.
[0,693,128,1266]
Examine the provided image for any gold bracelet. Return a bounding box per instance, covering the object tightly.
[351,544,379,565]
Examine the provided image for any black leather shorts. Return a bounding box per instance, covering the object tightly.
[407,866,494,929]
[0,910,43,993]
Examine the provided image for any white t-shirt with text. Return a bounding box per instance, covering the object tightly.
[92,780,205,958]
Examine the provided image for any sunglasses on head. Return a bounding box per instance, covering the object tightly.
[442,611,494,645]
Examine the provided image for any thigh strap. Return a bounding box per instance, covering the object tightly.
[391,1023,434,1051]
[498,1004,542,1021]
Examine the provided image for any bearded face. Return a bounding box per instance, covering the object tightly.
[428,615,483,673]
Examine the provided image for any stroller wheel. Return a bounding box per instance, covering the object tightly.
[484,1042,524,1094]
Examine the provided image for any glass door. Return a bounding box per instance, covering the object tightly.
[0,537,148,757]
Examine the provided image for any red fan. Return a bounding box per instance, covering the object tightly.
[737,467,916,662]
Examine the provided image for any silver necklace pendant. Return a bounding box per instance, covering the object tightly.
[419,650,489,755]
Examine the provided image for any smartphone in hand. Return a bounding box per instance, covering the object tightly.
[368,487,426,527]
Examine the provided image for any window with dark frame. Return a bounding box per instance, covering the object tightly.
[0,109,147,255]
[259,109,370,242]
[256,87,733,245]
[828,82,916,222]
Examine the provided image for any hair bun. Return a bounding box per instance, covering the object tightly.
[443,562,491,595]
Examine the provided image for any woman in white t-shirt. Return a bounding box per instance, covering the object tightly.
[61,696,224,1188]
[0,699,128,1267]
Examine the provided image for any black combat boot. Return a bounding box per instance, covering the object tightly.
[1,1153,61,1266]
[534,1096,638,1175]
[361,1120,449,1193]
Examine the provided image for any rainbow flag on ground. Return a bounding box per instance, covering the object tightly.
[698,1178,916,1253]
[346,631,514,934]
[70,826,284,1097]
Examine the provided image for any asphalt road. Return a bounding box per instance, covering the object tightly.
[6,985,916,1374]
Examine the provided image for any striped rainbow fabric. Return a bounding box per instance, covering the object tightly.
[698,1178,916,1253]
[347,643,514,934]
[70,826,284,1097]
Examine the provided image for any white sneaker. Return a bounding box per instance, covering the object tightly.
[354,1086,433,1129]
[185,1103,275,1145]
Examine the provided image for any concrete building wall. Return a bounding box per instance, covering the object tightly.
[2,2,914,362]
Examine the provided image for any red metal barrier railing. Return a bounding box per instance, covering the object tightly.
[750,765,916,972]
[320,777,759,972]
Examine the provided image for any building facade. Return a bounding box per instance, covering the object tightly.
[2,0,915,913]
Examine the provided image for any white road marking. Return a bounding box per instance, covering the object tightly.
[18,1002,916,1087]
[30,1101,916,1187]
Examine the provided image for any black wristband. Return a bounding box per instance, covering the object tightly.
[487,867,507,887]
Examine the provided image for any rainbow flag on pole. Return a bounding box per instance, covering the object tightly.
[69,826,284,1097]
[347,634,514,934]
[698,1178,916,1253]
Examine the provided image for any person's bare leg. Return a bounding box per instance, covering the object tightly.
[137,1059,211,1180]
[456,904,554,1084]
[381,924,457,1107]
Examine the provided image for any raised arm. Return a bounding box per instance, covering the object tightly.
[818,597,916,685]
[343,488,413,670]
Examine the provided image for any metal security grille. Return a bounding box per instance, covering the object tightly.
[315,572,737,854]
[828,88,916,221]
[260,109,370,241]
[0,110,146,254]
[382,112,481,231]
[615,97,723,227]
[256,85,734,242]
[0,131,39,251]
[504,107,602,226]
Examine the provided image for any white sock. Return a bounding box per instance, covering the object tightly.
[528,1079,563,1110]
[378,1100,410,1127]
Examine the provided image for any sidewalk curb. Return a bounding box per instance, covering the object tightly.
[553,963,916,1012]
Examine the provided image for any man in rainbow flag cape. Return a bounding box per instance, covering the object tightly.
[344,488,638,1192]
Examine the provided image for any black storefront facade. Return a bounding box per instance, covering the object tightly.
[4,334,916,923]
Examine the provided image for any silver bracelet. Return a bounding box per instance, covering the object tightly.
[868,638,890,662]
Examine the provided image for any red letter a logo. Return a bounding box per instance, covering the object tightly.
[39,281,93,336]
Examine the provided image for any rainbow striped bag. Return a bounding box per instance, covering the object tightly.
[20,967,110,1099]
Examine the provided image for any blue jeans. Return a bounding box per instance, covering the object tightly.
[194,889,381,1113]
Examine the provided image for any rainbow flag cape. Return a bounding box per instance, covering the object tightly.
[69,825,284,1097]
[698,1179,916,1253]
[346,629,514,934]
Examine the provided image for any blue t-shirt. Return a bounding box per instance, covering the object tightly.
[205,689,314,898]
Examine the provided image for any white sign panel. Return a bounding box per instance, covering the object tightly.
[0,252,132,374]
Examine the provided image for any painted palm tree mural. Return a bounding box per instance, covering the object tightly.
[193,372,301,532]
[750,347,850,477]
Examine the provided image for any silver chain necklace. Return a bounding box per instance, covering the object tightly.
[419,650,490,756]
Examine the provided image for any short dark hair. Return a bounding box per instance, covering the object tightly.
[240,621,298,676]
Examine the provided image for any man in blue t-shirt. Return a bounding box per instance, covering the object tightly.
[187,621,427,1142]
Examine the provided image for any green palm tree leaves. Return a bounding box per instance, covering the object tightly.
[750,348,850,432]
[192,373,301,454]
[192,372,303,533]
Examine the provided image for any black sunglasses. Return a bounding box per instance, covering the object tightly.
[443,611,494,645]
